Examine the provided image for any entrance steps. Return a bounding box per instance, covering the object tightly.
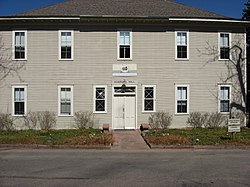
[112,130,150,150]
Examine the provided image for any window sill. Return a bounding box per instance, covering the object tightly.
[218,59,230,61]
[12,59,27,61]
[219,112,230,115]
[117,58,133,61]
[59,59,74,61]
[175,58,189,61]
[58,114,74,117]
[12,114,26,117]
[93,111,107,114]
[142,111,155,113]
[175,113,189,116]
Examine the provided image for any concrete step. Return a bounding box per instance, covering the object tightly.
[112,130,150,150]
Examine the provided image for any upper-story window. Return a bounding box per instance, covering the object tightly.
[118,30,132,60]
[13,31,27,60]
[219,33,230,60]
[59,30,74,60]
[176,31,189,60]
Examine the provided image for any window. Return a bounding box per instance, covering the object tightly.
[118,30,132,59]
[142,85,156,112]
[58,86,73,116]
[59,31,73,60]
[12,85,27,116]
[93,86,107,113]
[13,31,27,60]
[176,31,189,59]
[175,85,189,114]
[219,33,230,60]
[219,85,231,113]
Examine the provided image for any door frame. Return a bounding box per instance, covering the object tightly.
[112,84,137,129]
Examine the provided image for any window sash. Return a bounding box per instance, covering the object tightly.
[94,86,106,112]
[118,31,131,59]
[14,31,26,59]
[59,87,72,115]
[219,33,230,59]
[219,86,230,113]
[59,31,73,60]
[12,86,26,116]
[143,86,155,112]
[176,86,188,114]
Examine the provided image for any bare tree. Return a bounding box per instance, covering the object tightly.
[198,36,247,126]
[0,35,24,84]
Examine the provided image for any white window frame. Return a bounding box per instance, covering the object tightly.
[175,84,190,115]
[58,85,73,116]
[142,85,156,113]
[218,84,231,114]
[175,30,189,60]
[117,29,132,60]
[12,30,27,60]
[59,30,74,60]
[218,32,231,60]
[12,85,27,116]
[93,85,107,113]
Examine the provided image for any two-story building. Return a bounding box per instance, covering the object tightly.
[0,0,248,129]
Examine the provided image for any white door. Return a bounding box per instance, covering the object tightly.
[113,96,136,129]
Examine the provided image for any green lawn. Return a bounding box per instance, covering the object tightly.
[0,129,113,146]
[144,128,250,146]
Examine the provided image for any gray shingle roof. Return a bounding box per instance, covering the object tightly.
[15,0,228,19]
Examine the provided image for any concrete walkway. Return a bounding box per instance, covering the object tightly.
[112,130,150,150]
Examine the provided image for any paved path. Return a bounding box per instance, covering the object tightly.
[112,130,150,150]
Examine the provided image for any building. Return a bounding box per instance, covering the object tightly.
[0,0,248,129]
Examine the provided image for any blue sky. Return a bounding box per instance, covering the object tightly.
[0,0,247,19]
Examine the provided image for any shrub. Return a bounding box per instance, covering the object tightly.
[74,111,94,129]
[148,111,172,129]
[37,111,56,131]
[0,113,14,131]
[205,112,225,128]
[187,112,209,128]
[23,112,39,129]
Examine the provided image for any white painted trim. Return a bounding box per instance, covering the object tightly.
[142,85,156,113]
[175,84,190,115]
[117,29,133,60]
[58,85,74,117]
[12,85,27,116]
[112,84,137,129]
[218,84,231,114]
[93,85,107,114]
[58,30,74,61]
[218,32,231,61]
[12,30,27,61]
[169,18,250,23]
[175,30,189,60]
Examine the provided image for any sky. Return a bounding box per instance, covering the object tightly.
[0,0,247,19]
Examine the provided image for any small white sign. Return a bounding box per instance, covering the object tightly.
[228,119,241,132]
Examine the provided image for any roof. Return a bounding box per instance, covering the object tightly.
[15,0,228,19]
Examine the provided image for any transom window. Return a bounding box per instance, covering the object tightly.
[58,86,73,116]
[12,86,27,116]
[59,31,73,60]
[143,85,156,112]
[94,86,107,113]
[13,31,27,60]
[176,85,189,114]
[219,33,230,60]
[176,31,188,59]
[118,31,132,59]
[219,85,231,113]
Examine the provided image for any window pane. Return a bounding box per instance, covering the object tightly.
[14,88,24,101]
[120,46,130,58]
[177,46,187,58]
[177,32,187,45]
[96,100,105,111]
[144,100,154,111]
[220,47,229,59]
[145,87,154,99]
[96,88,105,99]
[220,87,229,100]
[61,102,71,115]
[177,87,187,100]
[14,102,25,115]
[220,100,229,112]
[177,101,187,113]
[220,34,229,47]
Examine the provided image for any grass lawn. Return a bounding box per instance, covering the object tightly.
[143,128,250,146]
[0,129,113,146]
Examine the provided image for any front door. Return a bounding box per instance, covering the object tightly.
[113,96,136,129]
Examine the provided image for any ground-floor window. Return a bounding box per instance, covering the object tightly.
[58,85,73,116]
[12,85,27,116]
[175,85,189,114]
[142,85,156,112]
[219,85,231,113]
[93,85,107,113]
